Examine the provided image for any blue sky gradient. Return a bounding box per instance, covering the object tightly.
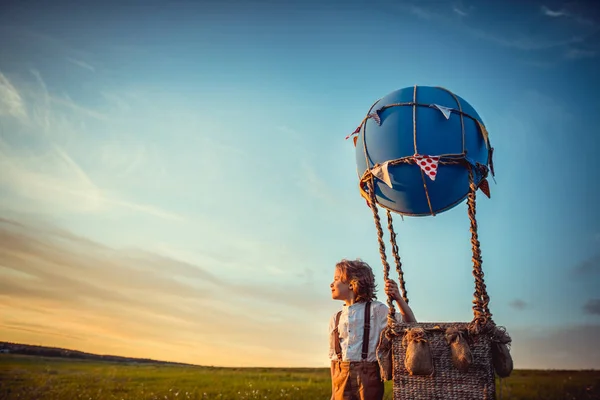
[0,0,599,368]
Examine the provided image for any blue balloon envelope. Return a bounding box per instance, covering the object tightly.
[354,86,492,216]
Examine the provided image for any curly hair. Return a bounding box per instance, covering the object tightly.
[335,258,377,302]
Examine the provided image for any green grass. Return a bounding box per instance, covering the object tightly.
[1,354,598,400]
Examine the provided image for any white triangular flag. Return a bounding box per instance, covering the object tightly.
[371,161,393,188]
[431,104,452,120]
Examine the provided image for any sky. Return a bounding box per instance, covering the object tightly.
[0,0,599,370]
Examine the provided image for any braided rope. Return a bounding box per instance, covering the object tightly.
[366,178,397,321]
[386,209,408,304]
[467,166,492,327]
[436,86,466,155]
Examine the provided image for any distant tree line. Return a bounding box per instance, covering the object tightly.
[0,341,196,366]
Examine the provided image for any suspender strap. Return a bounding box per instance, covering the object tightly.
[361,301,371,360]
[333,311,343,360]
[333,302,372,362]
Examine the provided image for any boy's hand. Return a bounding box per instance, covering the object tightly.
[384,279,401,302]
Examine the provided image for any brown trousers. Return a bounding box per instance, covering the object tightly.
[330,360,384,400]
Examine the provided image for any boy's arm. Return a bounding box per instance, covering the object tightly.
[385,279,417,323]
[395,295,416,323]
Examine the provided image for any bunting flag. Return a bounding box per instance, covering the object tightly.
[353,136,358,147]
[414,155,440,181]
[368,110,381,125]
[475,162,488,179]
[371,161,393,188]
[345,124,361,140]
[488,147,495,177]
[479,178,491,198]
[430,104,453,120]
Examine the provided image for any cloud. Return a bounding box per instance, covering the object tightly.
[540,4,598,26]
[407,4,434,20]
[0,217,333,367]
[453,6,468,17]
[66,57,95,72]
[0,138,183,221]
[573,253,600,275]
[26,69,107,121]
[452,1,471,18]
[0,70,184,221]
[299,160,340,207]
[385,1,598,55]
[466,26,588,51]
[509,299,528,310]
[583,299,600,316]
[541,5,568,18]
[0,72,27,119]
[510,325,600,369]
[565,48,597,59]
[0,26,97,72]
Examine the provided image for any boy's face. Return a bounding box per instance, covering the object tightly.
[330,267,352,301]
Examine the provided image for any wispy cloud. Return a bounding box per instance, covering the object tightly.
[66,57,95,72]
[0,138,183,221]
[452,1,471,17]
[540,4,598,26]
[453,6,468,17]
[573,253,600,275]
[299,160,339,207]
[0,72,27,120]
[471,30,587,51]
[387,0,598,57]
[0,217,332,367]
[583,299,600,315]
[565,47,597,59]
[407,4,434,20]
[0,70,185,222]
[541,5,568,18]
[510,325,600,369]
[509,299,528,310]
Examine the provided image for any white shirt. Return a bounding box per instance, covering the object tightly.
[328,300,399,362]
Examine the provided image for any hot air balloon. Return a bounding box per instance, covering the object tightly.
[349,85,494,216]
[346,86,512,400]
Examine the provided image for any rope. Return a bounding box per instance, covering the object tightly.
[411,86,435,216]
[386,210,408,304]
[412,85,418,155]
[361,111,401,325]
[366,178,397,321]
[436,86,466,155]
[467,166,492,327]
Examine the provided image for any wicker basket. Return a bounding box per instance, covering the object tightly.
[391,322,496,400]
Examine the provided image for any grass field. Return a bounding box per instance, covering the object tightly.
[1,354,598,400]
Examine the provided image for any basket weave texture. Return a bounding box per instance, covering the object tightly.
[392,322,495,400]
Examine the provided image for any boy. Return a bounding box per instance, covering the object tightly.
[329,258,416,400]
